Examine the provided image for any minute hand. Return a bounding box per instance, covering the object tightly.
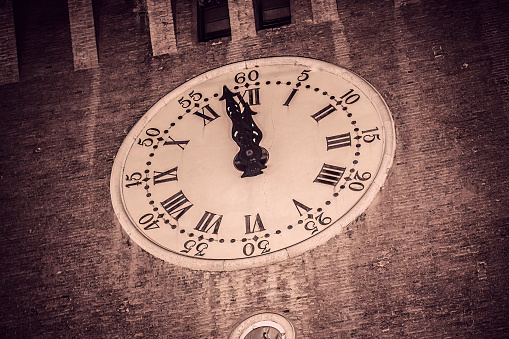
[220,85,266,178]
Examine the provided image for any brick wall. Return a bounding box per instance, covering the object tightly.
[0,0,508,337]
[0,0,19,85]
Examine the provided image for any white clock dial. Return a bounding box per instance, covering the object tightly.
[110,57,395,271]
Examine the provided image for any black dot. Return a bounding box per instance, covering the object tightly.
[298,220,303,224]
[276,230,281,234]
[255,82,260,86]
[342,107,348,111]
[153,207,158,212]
[350,169,355,172]
[326,201,331,205]
[149,200,154,205]
[230,239,236,243]
[234,86,239,90]
[165,219,169,224]
[345,177,351,181]
[347,113,352,117]
[355,152,360,156]
[219,239,224,243]
[153,145,158,149]
[353,160,358,164]
[265,233,270,238]
[287,225,293,229]
[306,85,311,88]
[146,193,151,197]
[180,230,185,234]
[213,93,219,97]
[144,169,149,173]
[189,233,194,237]
[340,185,345,189]
[185,109,190,113]
[266,81,271,85]
[286,82,291,85]
[146,161,151,165]
[242,238,247,242]
[171,225,177,229]
[144,185,149,189]
[204,98,209,102]
[276,81,281,85]
[352,121,357,124]
[354,128,359,132]
[296,82,301,87]
[330,96,335,100]
[322,92,327,95]
[209,238,214,242]
[164,130,168,133]
[333,192,339,197]
[356,144,361,148]
[314,88,319,92]
[178,116,183,120]
[149,153,154,157]
[170,123,175,127]
[317,208,322,212]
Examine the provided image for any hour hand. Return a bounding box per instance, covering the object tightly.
[220,85,268,177]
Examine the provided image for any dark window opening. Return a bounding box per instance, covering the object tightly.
[198,0,231,41]
[254,0,291,30]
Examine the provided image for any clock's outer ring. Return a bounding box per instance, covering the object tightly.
[110,56,396,271]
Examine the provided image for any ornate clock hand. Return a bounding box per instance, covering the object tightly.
[220,85,268,177]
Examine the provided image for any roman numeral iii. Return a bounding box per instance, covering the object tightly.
[326,133,351,150]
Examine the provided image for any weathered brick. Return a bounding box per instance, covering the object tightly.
[0,0,19,84]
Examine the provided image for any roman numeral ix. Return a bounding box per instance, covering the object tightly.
[153,166,178,185]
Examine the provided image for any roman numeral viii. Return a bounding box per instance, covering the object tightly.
[314,164,346,186]
[160,190,193,221]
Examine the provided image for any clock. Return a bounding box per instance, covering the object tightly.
[110,57,395,271]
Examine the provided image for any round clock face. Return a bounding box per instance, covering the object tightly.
[110,57,395,271]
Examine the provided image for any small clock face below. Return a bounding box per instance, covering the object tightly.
[110,57,395,271]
